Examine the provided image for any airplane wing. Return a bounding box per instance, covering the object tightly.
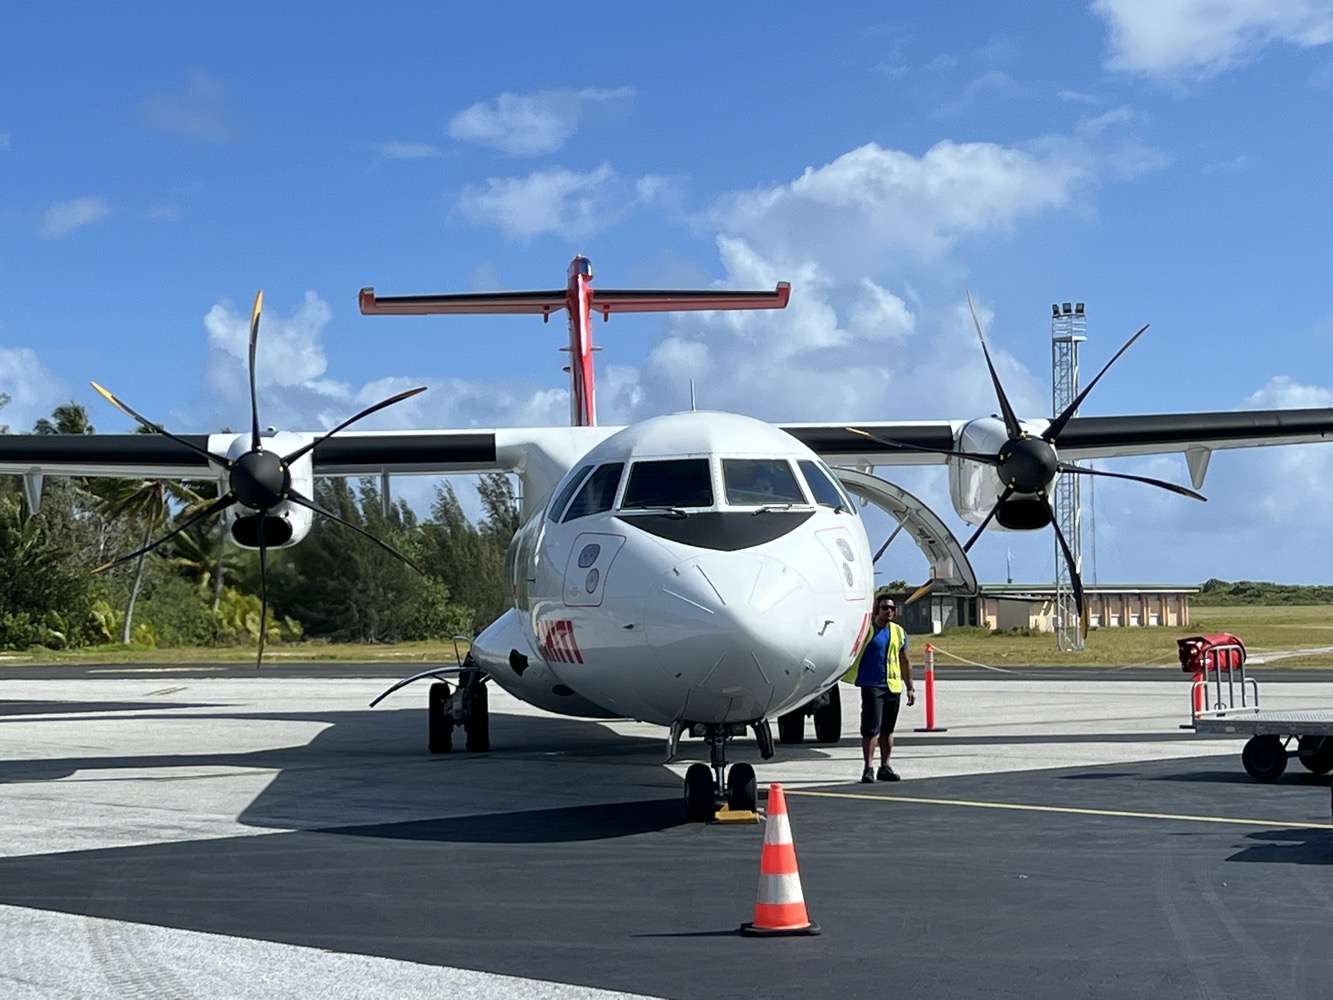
[784,408,1333,469]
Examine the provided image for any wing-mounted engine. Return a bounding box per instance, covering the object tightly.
[209,430,316,549]
[848,291,1205,633]
[948,416,1055,532]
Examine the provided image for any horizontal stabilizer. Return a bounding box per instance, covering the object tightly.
[588,285,791,314]
[359,289,566,316]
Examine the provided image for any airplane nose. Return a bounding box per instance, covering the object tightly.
[643,551,816,720]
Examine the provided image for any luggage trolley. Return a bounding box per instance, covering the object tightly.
[1182,632,1333,782]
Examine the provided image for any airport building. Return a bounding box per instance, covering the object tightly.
[899,584,1200,635]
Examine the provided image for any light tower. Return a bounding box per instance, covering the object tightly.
[1051,302,1086,652]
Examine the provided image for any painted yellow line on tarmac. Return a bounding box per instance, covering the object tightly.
[787,789,1322,829]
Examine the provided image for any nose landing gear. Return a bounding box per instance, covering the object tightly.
[680,721,764,822]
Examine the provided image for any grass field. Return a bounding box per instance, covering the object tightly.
[925,604,1333,669]
[1,605,1330,670]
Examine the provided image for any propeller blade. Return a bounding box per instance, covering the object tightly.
[282,385,428,466]
[1057,462,1206,501]
[256,514,268,669]
[90,382,230,467]
[248,290,263,451]
[1046,496,1089,639]
[903,579,935,606]
[966,291,1023,441]
[961,485,1014,552]
[286,488,423,574]
[1044,324,1149,442]
[93,491,237,574]
[844,426,999,466]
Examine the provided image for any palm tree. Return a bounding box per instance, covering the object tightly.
[97,476,204,643]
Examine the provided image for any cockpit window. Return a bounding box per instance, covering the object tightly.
[621,458,713,509]
[548,464,593,522]
[722,459,806,505]
[799,459,857,514]
[562,462,624,522]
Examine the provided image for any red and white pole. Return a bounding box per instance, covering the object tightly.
[914,642,947,733]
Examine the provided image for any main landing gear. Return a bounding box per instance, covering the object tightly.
[427,665,490,754]
[678,719,775,823]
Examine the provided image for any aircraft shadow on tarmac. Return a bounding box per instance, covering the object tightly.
[0,701,804,842]
[1227,827,1333,865]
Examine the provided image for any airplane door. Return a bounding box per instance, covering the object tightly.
[563,532,626,607]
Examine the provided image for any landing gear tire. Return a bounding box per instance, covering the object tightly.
[427,682,453,754]
[684,763,715,823]
[777,709,805,745]
[1242,734,1287,782]
[1298,735,1333,774]
[813,686,842,744]
[727,762,757,814]
[462,677,490,753]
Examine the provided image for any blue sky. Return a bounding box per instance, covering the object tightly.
[2,1,1332,587]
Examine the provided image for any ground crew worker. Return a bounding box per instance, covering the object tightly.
[853,595,914,782]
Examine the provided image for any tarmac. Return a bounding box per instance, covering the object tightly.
[1,662,1330,999]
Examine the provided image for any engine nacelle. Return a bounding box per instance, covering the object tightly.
[948,416,1057,532]
[207,430,316,551]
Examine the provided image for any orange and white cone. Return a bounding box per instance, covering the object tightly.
[740,783,821,936]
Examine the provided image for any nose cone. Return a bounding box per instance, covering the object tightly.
[643,552,815,722]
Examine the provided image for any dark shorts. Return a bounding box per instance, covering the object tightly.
[859,687,902,739]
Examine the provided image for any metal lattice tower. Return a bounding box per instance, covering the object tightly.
[1051,302,1086,652]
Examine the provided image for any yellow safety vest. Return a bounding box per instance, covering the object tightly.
[844,621,906,692]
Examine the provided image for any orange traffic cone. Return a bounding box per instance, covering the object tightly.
[740,783,820,936]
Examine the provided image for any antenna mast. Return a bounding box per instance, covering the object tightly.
[1051,301,1086,652]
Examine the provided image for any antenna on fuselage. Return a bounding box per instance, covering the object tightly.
[358,258,791,429]
[689,379,697,412]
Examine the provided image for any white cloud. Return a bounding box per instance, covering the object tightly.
[0,347,68,431]
[1093,0,1333,80]
[457,163,630,240]
[449,87,635,156]
[710,139,1096,273]
[40,197,111,238]
[143,71,238,142]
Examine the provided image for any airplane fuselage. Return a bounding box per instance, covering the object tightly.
[469,411,874,729]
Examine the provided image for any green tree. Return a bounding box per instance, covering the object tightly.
[416,473,518,635]
[96,474,204,643]
[274,478,425,642]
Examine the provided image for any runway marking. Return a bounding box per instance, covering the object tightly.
[788,789,1324,829]
[147,686,188,696]
[88,666,231,674]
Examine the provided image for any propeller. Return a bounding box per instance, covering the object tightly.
[93,290,427,666]
[851,292,1206,634]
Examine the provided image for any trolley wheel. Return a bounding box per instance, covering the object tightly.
[777,708,805,744]
[1241,734,1288,782]
[1298,735,1333,774]
[683,763,715,823]
[812,686,842,744]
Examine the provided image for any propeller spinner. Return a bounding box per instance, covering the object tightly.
[853,292,1205,636]
[92,290,427,665]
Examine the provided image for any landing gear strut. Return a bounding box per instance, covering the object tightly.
[680,722,759,822]
[427,664,490,754]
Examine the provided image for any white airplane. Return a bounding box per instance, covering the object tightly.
[5,258,1333,821]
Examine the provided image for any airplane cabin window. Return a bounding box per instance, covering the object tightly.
[799,459,856,514]
[621,458,713,509]
[548,464,594,522]
[562,462,624,521]
[722,459,805,505]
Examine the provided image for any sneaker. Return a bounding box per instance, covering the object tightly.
[861,767,875,784]
[877,765,900,782]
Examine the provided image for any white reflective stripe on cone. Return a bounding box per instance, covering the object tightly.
[756,872,806,906]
